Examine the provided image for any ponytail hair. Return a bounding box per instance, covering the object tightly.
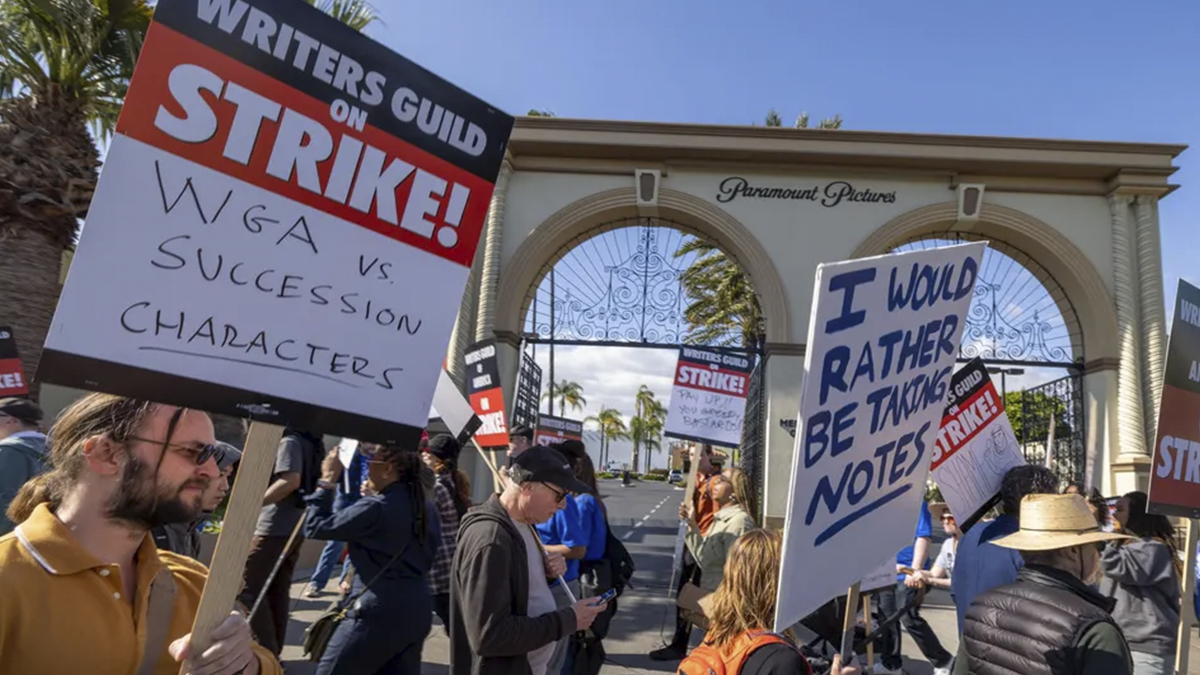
[8,393,159,524]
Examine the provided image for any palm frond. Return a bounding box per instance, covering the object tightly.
[300,0,381,31]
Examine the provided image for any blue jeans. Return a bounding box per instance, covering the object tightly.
[310,495,353,590]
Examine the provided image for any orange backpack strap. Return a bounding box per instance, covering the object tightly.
[679,631,808,675]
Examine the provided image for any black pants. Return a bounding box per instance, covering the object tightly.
[433,592,451,635]
[239,534,303,656]
[876,581,952,669]
[668,559,700,649]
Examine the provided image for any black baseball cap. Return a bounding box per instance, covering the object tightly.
[0,397,42,426]
[214,442,241,471]
[509,425,534,441]
[423,434,461,462]
[511,446,589,495]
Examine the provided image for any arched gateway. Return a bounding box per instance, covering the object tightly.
[447,117,1183,525]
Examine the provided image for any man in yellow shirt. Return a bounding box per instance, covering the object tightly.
[0,392,282,675]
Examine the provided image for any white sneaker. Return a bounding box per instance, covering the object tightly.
[872,661,904,674]
[933,667,951,675]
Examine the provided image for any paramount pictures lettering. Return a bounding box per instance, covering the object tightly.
[716,177,897,207]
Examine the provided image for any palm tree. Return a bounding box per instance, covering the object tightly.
[301,0,380,30]
[543,380,586,415]
[675,239,763,348]
[760,108,843,129]
[0,0,379,394]
[642,398,666,473]
[630,385,659,472]
[584,406,627,468]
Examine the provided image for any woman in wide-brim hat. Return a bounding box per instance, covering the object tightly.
[953,493,1136,675]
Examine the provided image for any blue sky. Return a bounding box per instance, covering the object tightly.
[361,1,1199,466]
[369,0,1199,311]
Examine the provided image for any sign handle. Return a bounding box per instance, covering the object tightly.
[180,421,283,674]
[862,592,874,675]
[668,444,705,599]
[1175,518,1197,675]
[839,582,862,665]
[472,438,504,493]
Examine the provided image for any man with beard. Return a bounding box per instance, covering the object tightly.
[152,441,241,560]
[0,392,281,675]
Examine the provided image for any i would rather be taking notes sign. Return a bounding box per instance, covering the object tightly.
[774,242,984,632]
[39,0,514,444]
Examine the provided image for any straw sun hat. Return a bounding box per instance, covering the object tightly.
[992,493,1132,551]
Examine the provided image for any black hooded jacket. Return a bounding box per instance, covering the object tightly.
[449,494,575,675]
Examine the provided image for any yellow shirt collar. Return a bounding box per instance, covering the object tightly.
[15,502,163,576]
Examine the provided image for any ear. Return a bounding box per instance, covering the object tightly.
[81,435,125,477]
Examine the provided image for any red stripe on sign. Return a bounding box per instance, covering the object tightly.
[1148,385,1200,513]
[0,358,29,397]
[114,22,493,268]
[469,389,510,448]
[674,362,750,397]
[931,383,1003,470]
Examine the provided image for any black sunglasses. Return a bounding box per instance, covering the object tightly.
[128,406,219,466]
[543,483,567,504]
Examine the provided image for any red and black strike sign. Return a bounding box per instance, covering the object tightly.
[535,415,584,448]
[930,358,1004,471]
[0,327,29,397]
[464,339,509,448]
[1148,280,1200,518]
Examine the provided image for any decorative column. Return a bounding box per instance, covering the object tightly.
[1134,194,1167,439]
[446,245,483,389]
[1108,193,1148,462]
[475,158,514,342]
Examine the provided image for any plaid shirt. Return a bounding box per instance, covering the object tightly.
[429,474,461,595]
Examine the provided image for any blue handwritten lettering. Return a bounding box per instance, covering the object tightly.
[824,268,877,334]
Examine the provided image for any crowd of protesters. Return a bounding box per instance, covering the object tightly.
[0,391,1198,675]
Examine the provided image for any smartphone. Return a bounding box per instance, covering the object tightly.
[590,588,618,607]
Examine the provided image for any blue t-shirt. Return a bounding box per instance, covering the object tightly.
[895,501,934,581]
[536,496,588,582]
[950,513,1023,632]
[574,494,607,562]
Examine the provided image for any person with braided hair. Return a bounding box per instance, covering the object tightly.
[304,441,440,675]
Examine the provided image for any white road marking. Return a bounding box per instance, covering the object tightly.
[623,492,679,540]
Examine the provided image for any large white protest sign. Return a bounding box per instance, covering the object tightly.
[36,0,514,446]
[774,242,984,631]
[664,346,754,446]
[931,358,1024,523]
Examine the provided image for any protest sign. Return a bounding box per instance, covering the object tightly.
[774,242,984,631]
[36,0,514,446]
[465,339,509,447]
[512,351,543,431]
[930,358,1024,524]
[0,327,28,397]
[429,367,482,442]
[664,346,754,446]
[1148,279,1200,518]
[536,414,584,447]
[860,557,897,593]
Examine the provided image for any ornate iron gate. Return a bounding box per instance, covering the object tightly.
[1010,373,1086,484]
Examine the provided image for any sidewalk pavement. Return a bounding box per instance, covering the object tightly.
[276,569,962,675]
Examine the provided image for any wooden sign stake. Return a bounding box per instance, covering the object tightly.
[839,582,862,666]
[1175,518,1197,675]
[179,421,283,674]
[862,592,874,674]
[472,438,504,492]
[669,443,705,600]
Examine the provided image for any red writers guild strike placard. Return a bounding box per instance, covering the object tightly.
[464,340,509,448]
[1148,280,1200,518]
[930,358,1024,523]
[663,346,754,447]
[0,327,29,397]
[38,0,513,444]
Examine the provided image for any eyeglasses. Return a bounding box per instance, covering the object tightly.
[128,436,219,466]
[543,483,567,504]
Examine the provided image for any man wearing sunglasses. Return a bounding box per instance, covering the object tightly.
[450,445,609,675]
[0,396,46,536]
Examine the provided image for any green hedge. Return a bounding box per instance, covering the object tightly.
[597,472,616,479]
[641,473,668,481]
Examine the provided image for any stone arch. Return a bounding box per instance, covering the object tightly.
[853,201,1118,364]
[495,187,793,345]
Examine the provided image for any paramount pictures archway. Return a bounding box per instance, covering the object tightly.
[446,117,1183,522]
